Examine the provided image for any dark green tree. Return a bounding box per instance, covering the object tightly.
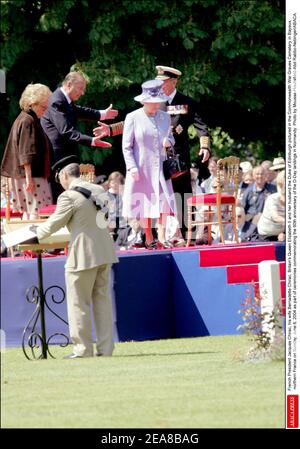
[0,0,285,173]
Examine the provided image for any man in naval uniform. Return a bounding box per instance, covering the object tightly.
[155,65,211,242]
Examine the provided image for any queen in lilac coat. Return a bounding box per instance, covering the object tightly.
[122,80,177,248]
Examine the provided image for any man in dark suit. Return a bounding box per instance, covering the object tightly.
[155,65,211,241]
[115,218,146,250]
[41,72,117,163]
[41,72,118,200]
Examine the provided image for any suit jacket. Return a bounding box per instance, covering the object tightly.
[1,110,51,179]
[116,225,146,248]
[40,88,100,163]
[37,178,118,272]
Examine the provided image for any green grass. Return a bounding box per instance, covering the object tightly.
[1,336,284,429]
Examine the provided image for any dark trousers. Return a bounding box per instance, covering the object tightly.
[171,172,192,239]
[258,234,280,242]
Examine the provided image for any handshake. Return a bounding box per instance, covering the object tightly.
[91,104,124,148]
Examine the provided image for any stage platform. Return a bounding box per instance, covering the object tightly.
[0,242,285,348]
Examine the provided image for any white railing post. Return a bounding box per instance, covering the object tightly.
[258,260,282,342]
[0,329,6,353]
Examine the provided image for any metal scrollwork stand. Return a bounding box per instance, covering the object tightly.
[18,243,70,360]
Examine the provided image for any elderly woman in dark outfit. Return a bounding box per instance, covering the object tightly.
[1,83,53,219]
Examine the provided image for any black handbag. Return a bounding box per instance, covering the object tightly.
[163,146,188,180]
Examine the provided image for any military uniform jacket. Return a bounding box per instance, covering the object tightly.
[168,91,209,168]
[37,178,118,272]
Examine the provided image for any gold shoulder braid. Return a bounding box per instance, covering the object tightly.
[200,135,210,151]
[110,121,124,136]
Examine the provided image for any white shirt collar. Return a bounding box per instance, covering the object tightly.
[167,89,177,104]
[60,87,72,104]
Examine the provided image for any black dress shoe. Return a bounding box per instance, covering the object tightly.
[63,353,82,359]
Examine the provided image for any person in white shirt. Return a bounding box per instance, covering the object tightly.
[201,156,218,193]
[257,170,285,241]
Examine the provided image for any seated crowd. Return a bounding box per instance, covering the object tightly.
[188,155,285,245]
[0,75,285,255]
[1,154,285,257]
[105,154,285,249]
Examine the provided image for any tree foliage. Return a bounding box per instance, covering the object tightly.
[0,0,285,173]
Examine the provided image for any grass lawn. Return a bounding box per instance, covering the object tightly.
[1,335,285,429]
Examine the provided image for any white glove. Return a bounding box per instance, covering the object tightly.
[163,137,171,148]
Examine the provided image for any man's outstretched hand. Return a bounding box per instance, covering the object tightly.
[92,136,112,148]
[102,104,118,120]
[93,122,110,138]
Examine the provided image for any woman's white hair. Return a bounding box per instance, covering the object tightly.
[19,83,51,112]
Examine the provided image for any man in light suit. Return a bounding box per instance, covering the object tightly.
[35,158,118,358]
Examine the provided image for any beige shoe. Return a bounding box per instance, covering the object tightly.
[172,239,185,247]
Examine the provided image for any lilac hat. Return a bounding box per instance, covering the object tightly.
[134,79,169,103]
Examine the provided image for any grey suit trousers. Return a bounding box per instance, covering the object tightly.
[65,264,114,357]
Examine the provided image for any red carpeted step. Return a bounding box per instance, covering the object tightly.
[227,261,285,284]
[253,280,286,316]
[38,204,56,216]
[280,280,285,299]
[280,280,286,299]
[199,244,276,268]
[282,299,286,316]
[0,208,23,218]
